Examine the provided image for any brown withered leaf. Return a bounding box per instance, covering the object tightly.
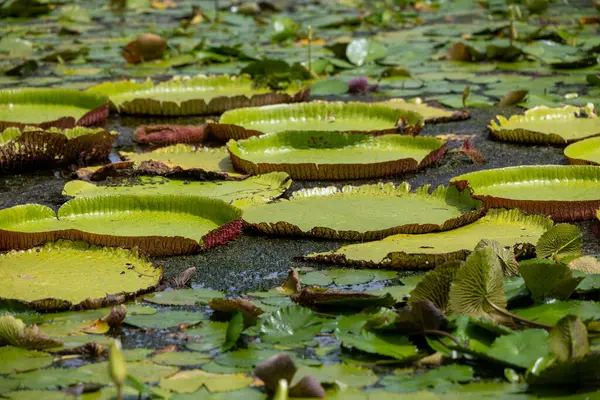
[291,287,395,310]
[448,42,472,62]
[497,90,528,107]
[134,125,207,145]
[209,298,264,326]
[82,305,127,334]
[0,315,63,350]
[121,33,167,64]
[280,267,301,294]
[458,140,486,164]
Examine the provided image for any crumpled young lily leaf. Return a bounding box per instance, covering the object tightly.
[0,316,62,349]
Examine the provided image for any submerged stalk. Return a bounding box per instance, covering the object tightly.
[423,329,463,348]
[488,301,553,330]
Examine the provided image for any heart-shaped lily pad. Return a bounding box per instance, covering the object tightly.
[63,172,291,207]
[375,99,470,123]
[0,240,161,311]
[227,131,446,180]
[0,88,108,130]
[209,101,424,141]
[489,104,600,144]
[564,136,600,165]
[0,126,117,172]
[242,183,483,240]
[0,194,243,256]
[86,75,309,116]
[305,209,552,269]
[451,165,600,221]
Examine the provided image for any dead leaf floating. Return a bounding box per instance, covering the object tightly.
[122,33,167,64]
[458,140,486,164]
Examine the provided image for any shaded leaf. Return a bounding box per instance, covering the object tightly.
[520,259,584,301]
[409,261,462,313]
[487,329,550,369]
[292,287,395,310]
[209,298,264,326]
[395,300,448,334]
[549,315,589,362]
[223,312,244,352]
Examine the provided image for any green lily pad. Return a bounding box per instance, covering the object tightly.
[303,269,398,287]
[0,88,108,129]
[116,145,243,180]
[513,301,600,326]
[487,329,550,369]
[2,390,72,400]
[0,126,117,172]
[125,310,205,329]
[209,101,424,141]
[564,136,600,165]
[242,183,482,240]
[293,364,379,388]
[381,364,474,393]
[152,351,212,367]
[258,306,323,344]
[519,259,584,301]
[185,321,229,352]
[306,209,551,269]
[144,289,225,306]
[375,99,470,123]
[227,131,446,180]
[490,105,600,144]
[0,347,53,374]
[0,240,161,311]
[86,75,308,116]
[451,165,600,221]
[0,194,243,256]
[63,172,291,208]
[159,369,253,393]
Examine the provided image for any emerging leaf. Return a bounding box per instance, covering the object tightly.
[109,339,127,386]
[0,315,62,350]
[520,259,584,301]
[222,311,244,352]
[449,247,507,318]
[536,224,583,263]
[475,239,519,276]
[409,261,462,312]
[548,315,589,362]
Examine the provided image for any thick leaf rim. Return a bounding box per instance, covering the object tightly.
[375,98,470,124]
[564,136,600,165]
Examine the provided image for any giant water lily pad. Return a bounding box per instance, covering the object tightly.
[228,131,446,180]
[0,88,108,129]
[0,195,243,256]
[306,209,552,269]
[86,75,308,116]
[209,101,424,141]
[489,105,600,144]
[63,172,291,208]
[451,165,600,221]
[0,126,117,172]
[375,99,470,124]
[0,240,161,311]
[242,183,483,240]
[564,137,600,165]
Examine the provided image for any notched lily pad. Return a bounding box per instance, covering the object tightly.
[0,88,108,130]
[228,131,446,180]
[305,209,551,269]
[0,194,243,256]
[451,165,600,221]
[242,182,482,240]
[0,126,117,172]
[209,101,424,141]
[489,104,600,144]
[86,75,309,116]
[564,136,600,165]
[376,98,470,124]
[0,240,162,311]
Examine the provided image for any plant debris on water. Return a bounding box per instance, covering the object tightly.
[0,0,600,398]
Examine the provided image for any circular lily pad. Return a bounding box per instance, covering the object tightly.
[489,105,600,144]
[86,75,309,116]
[227,131,446,180]
[0,194,243,256]
[209,101,424,141]
[0,88,108,130]
[306,209,552,269]
[451,165,600,221]
[0,126,117,172]
[0,240,162,311]
[564,136,600,165]
[242,183,483,240]
[375,99,470,123]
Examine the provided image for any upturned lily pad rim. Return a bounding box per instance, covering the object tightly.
[375,98,470,124]
[489,104,600,145]
[451,165,600,221]
[0,88,109,130]
[304,209,553,269]
[227,131,446,181]
[208,101,425,141]
[564,136,600,165]
[0,194,243,256]
[0,240,163,311]
[242,182,484,240]
[86,74,310,116]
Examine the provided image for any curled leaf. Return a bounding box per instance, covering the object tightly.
[280,267,301,294]
[0,315,62,350]
[458,140,486,164]
[208,298,264,326]
[475,239,519,276]
[536,224,583,263]
[520,259,584,301]
[122,33,167,64]
[549,315,589,362]
[82,305,127,334]
[409,260,462,313]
